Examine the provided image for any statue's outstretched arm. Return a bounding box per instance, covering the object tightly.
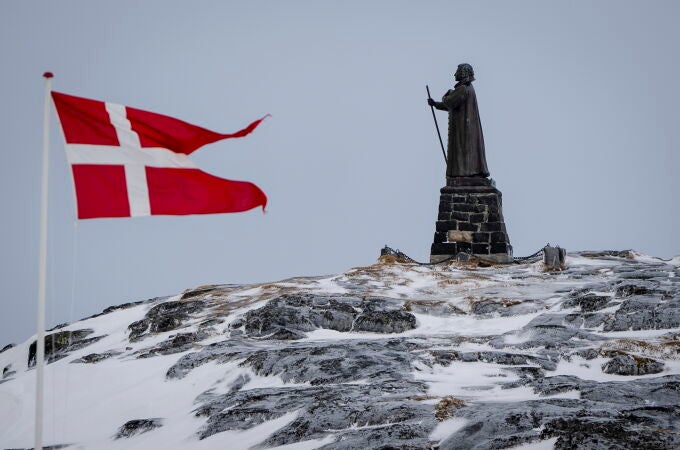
[432,100,448,111]
[428,97,448,111]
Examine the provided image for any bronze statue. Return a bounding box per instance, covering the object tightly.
[428,63,489,178]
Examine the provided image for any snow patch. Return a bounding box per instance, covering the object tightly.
[429,417,467,442]
[508,437,558,449]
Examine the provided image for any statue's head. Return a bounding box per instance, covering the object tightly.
[455,63,475,84]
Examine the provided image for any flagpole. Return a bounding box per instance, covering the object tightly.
[35,71,53,450]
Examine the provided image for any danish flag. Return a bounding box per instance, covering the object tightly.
[51,91,268,219]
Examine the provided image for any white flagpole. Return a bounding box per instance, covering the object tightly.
[35,71,53,450]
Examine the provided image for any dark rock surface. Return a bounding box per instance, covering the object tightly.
[136,331,210,358]
[546,418,672,450]
[196,381,436,447]
[601,353,664,375]
[128,299,206,342]
[1,364,15,383]
[85,298,156,320]
[579,250,635,259]
[240,294,416,339]
[431,349,557,371]
[469,297,537,316]
[1,343,15,354]
[563,292,611,312]
[27,329,104,367]
[439,376,680,450]
[114,418,163,439]
[2,445,70,450]
[167,331,436,447]
[71,351,121,364]
[603,296,680,331]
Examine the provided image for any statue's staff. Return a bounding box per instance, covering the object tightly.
[426,85,447,163]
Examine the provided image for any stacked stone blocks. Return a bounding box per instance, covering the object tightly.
[431,177,512,263]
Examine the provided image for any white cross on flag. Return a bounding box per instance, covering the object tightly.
[51,91,268,219]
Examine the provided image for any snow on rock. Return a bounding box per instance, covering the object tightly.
[1,251,679,449]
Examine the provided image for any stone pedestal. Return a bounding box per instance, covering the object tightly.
[430,177,512,263]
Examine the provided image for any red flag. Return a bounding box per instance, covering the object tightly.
[51,91,268,219]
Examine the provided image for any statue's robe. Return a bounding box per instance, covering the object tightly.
[433,83,489,178]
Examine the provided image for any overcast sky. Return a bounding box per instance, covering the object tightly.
[1,0,678,346]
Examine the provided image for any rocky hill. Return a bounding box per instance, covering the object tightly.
[1,251,678,449]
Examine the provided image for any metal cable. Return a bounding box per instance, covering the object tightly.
[380,245,546,266]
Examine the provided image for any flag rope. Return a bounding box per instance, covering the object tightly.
[62,219,80,442]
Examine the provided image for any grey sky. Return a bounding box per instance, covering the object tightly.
[1,0,678,346]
